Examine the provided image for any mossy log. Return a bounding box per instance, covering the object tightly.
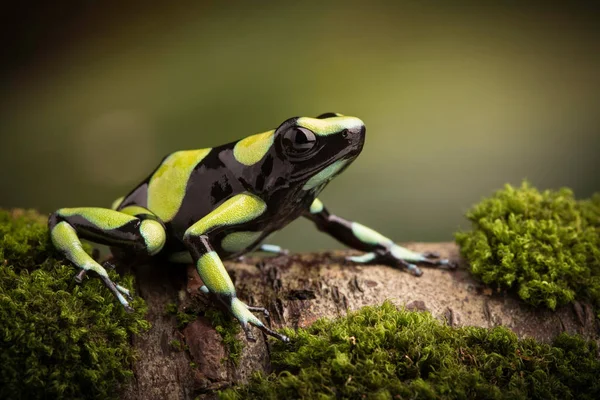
[120,243,600,400]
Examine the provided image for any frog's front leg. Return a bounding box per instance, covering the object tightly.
[48,207,166,311]
[304,198,455,276]
[183,193,289,342]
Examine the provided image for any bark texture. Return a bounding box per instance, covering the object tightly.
[122,243,600,400]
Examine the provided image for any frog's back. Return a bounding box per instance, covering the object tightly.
[116,143,248,239]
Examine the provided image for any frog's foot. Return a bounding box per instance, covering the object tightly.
[237,244,289,262]
[73,267,133,301]
[97,274,134,312]
[347,244,456,276]
[257,244,289,256]
[230,297,289,343]
[73,267,134,311]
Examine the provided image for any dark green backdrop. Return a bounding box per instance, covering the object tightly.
[1,2,598,251]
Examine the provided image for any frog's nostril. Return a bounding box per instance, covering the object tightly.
[347,125,365,138]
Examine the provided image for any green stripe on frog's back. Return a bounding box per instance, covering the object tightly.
[233,130,275,166]
[296,116,364,136]
[147,148,212,222]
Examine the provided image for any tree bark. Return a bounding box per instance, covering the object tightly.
[121,243,600,400]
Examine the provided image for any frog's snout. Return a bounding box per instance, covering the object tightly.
[344,123,366,154]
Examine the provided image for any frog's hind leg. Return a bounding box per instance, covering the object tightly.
[48,207,166,311]
[303,198,455,276]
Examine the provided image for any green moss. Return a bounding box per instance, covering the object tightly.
[164,302,178,315]
[169,339,185,352]
[205,308,243,366]
[0,209,149,400]
[176,308,199,329]
[455,182,600,313]
[219,301,600,400]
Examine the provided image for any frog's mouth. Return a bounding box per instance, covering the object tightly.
[300,156,355,191]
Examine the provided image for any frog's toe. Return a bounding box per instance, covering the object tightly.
[256,324,290,343]
[115,283,133,300]
[98,275,134,311]
[231,297,288,342]
[102,260,117,270]
[402,261,423,276]
[73,269,87,283]
[258,244,289,256]
[346,252,377,264]
[247,305,270,319]
[242,323,257,342]
[418,256,456,269]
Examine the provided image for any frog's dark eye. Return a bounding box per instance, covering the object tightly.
[282,127,317,154]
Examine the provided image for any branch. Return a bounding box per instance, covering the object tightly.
[122,243,599,400]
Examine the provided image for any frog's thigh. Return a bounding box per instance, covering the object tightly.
[49,207,166,265]
[48,207,166,309]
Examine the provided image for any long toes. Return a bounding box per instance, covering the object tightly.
[123,304,134,313]
[102,260,117,270]
[74,269,87,283]
[403,262,423,277]
[243,324,257,342]
[346,252,377,264]
[247,306,270,318]
[429,258,457,269]
[115,284,133,300]
[257,325,290,343]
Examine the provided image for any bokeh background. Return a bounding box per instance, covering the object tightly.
[1,2,599,252]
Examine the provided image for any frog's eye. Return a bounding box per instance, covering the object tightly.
[282,127,317,155]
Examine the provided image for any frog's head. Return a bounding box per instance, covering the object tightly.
[274,113,365,191]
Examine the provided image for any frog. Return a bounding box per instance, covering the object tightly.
[48,113,453,343]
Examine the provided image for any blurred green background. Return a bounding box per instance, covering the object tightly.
[1,2,599,252]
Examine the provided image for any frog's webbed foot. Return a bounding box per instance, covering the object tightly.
[229,297,289,343]
[347,244,456,276]
[72,262,134,304]
[97,274,135,312]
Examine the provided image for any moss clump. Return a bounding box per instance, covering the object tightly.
[455,182,600,313]
[220,301,600,400]
[205,308,243,365]
[0,209,149,400]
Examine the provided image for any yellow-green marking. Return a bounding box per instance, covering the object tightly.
[233,130,274,166]
[148,148,212,222]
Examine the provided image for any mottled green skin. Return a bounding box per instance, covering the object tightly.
[49,113,451,342]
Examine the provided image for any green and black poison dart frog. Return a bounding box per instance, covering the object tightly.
[49,113,452,342]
